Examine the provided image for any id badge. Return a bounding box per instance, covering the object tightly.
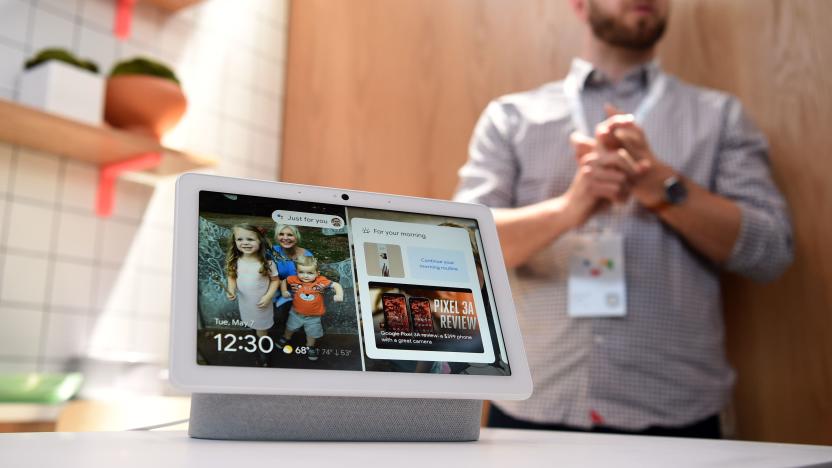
[568,231,626,318]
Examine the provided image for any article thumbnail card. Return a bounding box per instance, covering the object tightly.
[370,282,484,354]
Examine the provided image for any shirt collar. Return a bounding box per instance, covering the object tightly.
[568,57,662,90]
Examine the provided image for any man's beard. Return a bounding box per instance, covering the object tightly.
[587,1,667,51]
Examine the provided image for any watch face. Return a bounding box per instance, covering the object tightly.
[665,177,688,205]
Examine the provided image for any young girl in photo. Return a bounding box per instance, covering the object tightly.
[225,224,279,344]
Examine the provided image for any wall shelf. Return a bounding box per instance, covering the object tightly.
[0,99,217,216]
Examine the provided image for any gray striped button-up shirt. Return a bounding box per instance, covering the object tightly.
[454,58,793,430]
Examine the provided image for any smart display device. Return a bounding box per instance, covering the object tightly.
[170,174,532,441]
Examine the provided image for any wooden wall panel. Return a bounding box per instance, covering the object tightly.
[662,1,832,445]
[281,0,580,197]
[282,0,832,444]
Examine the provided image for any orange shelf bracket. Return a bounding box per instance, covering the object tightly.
[115,0,138,40]
[96,152,162,217]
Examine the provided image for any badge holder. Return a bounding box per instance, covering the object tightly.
[567,217,627,318]
[188,393,482,441]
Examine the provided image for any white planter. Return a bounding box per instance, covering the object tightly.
[19,61,104,125]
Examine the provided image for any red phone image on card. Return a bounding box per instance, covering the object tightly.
[382,293,411,332]
[409,297,434,333]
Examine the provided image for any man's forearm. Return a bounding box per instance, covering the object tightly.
[494,197,577,269]
[653,177,741,264]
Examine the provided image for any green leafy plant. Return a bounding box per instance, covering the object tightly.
[109,57,180,86]
[24,48,99,73]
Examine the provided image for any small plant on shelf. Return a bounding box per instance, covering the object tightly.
[109,57,180,85]
[104,56,187,140]
[19,47,104,125]
[24,48,99,73]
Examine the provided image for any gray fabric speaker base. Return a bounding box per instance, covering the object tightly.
[188,393,482,441]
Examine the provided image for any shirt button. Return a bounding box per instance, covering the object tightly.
[594,335,605,345]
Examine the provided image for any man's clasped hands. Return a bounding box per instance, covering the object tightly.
[560,105,677,226]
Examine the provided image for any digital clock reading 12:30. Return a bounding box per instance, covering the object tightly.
[214,333,276,353]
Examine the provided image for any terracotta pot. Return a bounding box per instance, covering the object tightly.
[104,75,187,140]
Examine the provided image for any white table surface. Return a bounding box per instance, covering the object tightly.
[1,428,831,468]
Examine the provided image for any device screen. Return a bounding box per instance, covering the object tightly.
[196,190,509,376]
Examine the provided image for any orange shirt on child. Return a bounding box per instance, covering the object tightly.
[286,275,332,316]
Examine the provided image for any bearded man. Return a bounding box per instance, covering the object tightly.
[454,0,792,438]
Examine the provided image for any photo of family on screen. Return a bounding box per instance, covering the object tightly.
[196,191,362,371]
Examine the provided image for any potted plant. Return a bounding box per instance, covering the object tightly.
[19,48,104,125]
[104,57,187,140]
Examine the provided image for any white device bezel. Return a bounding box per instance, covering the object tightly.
[170,173,532,400]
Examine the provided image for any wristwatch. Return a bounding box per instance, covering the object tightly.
[649,175,688,212]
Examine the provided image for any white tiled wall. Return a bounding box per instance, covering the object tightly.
[0,0,289,382]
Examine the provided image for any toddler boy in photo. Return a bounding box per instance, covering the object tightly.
[279,256,344,360]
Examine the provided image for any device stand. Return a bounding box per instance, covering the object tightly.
[189,393,482,441]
